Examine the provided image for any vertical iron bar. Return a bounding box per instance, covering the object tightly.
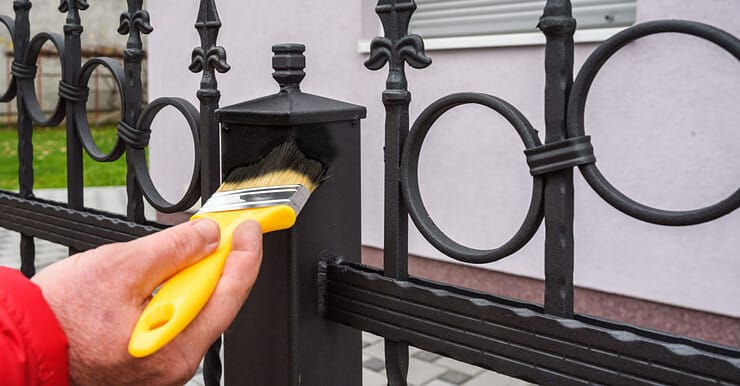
[60,0,86,255]
[13,0,35,277]
[365,1,430,384]
[538,0,577,318]
[382,86,411,386]
[190,1,229,384]
[119,0,151,223]
[193,0,226,201]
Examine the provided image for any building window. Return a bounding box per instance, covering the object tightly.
[359,0,637,51]
[410,0,635,38]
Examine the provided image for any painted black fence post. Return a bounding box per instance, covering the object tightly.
[217,44,366,386]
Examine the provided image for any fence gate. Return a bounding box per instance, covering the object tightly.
[0,0,738,385]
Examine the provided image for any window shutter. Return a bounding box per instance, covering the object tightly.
[409,0,636,39]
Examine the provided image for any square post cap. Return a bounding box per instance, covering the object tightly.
[216,43,367,126]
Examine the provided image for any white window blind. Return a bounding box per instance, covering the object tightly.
[409,0,636,39]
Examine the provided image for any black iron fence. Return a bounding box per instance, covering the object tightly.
[0,0,738,385]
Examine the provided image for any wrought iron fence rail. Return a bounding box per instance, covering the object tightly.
[0,190,164,250]
[323,261,740,386]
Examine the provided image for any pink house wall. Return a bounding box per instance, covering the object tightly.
[147,0,740,317]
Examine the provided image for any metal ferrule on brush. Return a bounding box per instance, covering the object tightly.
[197,184,311,215]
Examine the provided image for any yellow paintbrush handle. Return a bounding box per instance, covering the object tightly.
[127,204,296,358]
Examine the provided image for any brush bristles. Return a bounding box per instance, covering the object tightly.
[219,142,324,193]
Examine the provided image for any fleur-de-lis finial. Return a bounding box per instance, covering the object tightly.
[189,0,230,74]
[364,0,430,72]
[118,1,153,36]
[189,45,230,73]
[58,0,89,13]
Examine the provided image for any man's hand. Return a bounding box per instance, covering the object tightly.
[31,218,263,386]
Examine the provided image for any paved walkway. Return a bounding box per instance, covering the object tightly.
[0,187,531,386]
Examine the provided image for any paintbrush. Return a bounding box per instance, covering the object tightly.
[128,142,323,358]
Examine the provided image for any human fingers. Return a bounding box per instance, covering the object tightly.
[172,220,263,359]
[119,218,221,298]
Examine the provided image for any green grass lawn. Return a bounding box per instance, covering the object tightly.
[0,124,128,190]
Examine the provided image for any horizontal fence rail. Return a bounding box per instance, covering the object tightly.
[0,190,163,250]
[322,261,740,386]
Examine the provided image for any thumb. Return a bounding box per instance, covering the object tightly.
[123,218,221,298]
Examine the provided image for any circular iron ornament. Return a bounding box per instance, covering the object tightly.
[131,97,201,213]
[567,20,740,226]
[401,92,544,264]
[73,57,126,162]
[0,16,17,102]
[18,32,66,126]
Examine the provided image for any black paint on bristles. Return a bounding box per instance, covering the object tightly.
[219,142,325,193]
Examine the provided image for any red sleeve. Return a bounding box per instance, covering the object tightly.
[0,267,69,386]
